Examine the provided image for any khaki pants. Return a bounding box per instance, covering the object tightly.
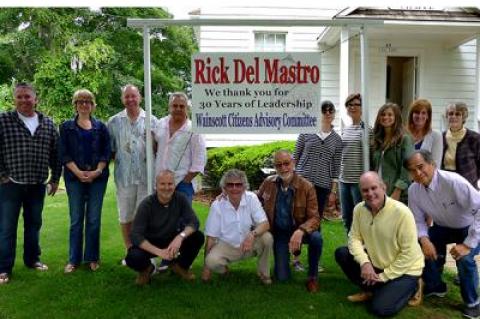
[205,232,273,277]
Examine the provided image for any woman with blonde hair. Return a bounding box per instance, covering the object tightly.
[60,89,111,273]
[371,103,413,204]
[407,99,443,166]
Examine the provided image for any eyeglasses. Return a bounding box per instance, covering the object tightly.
[347,103,361,108]
[275,161,292,168]
[322,108,335,114]
[447,111,462,117]
[225,182,244,189]
[76,100,93,105]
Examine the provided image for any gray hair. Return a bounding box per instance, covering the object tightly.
[446,102,468,124]
[14,82,36,96]
[219,169,250,190]
[156,170,175,181]
[404,149,436,169]
[168,92,189,107]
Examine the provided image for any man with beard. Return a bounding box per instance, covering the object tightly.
[257,150,322,292]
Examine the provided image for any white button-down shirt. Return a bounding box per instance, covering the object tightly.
[408,169,480,248]
[153,115,206,188]
[205,191,268,248]
[107,109,158,188]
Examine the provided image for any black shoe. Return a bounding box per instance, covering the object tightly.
[424,283,447,298]
[453,275,460,286]
[463,304,480,319]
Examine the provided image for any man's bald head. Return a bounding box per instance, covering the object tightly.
[359,171,386,212]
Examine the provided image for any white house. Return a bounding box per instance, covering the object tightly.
[191,6,480,146]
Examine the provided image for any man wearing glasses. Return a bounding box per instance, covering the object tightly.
[202,169,273,285]
[257,150,321,292]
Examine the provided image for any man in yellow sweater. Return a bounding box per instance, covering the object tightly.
[335,171,424,317]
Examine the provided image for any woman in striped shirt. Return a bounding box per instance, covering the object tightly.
[294,100,343,219]
[339,93,371,233]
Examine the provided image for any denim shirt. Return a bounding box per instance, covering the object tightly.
[59,116,111,182]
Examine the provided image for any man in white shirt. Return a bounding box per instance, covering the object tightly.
[201,169,273,284]
[153,92,206,204]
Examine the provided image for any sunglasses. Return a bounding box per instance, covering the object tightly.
[76,100,93,105]
[322,108,335,114]
[225,182,244,189]
[275,161,292,168]
[447,111,462,117]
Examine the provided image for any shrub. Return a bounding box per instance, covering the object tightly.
[204,141,295,191]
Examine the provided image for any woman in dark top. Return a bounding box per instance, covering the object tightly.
[60,89,111,273]
[442,102,480,189]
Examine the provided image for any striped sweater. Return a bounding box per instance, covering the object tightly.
[340,123,372,183]
[294,132,343,189]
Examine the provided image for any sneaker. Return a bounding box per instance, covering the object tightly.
[347,291,373,303]
[408,278,424,306]
[318,265,325,273]
[120,259,127,266]
[257,272,272,285]
[0,272,10,285]
[28,261,48,272]
[170,263,195,281]
[157,259,170,273]
[64,263,77,274]
[292,260,305,272]
[424,283,447,298]
[135,264,154,286]
[306,277,319,293]
[463,304,480,319]
[89,262,100,272]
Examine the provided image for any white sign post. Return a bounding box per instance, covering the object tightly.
[192,52,321,134]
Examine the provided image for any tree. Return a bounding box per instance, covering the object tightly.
[0,8,197,122]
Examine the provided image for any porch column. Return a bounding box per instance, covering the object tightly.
[339,27,351,129]
[475,36,480,131]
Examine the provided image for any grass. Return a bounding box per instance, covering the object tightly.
[0,178,466,319]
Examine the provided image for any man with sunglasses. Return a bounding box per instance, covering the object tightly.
[202,169,273,285]
[257,150,321,292]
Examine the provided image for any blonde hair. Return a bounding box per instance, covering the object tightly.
[72,89,96,107]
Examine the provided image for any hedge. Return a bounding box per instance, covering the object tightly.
[204,141,295,191]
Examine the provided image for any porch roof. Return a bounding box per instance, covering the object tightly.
[318,7,480,48]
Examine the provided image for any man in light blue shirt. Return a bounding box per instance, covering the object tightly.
[107,85,157,254]
[406,150,480,319]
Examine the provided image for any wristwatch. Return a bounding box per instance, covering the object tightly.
[179,231,187,239]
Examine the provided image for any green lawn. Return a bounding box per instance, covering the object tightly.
[0,178,465,319]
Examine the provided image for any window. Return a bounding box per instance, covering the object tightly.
[254,32,286,52]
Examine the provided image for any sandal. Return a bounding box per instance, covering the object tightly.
[30,261,48,272]
[64,263,77,274]
[89,262,100,272]
[0,272,9,285]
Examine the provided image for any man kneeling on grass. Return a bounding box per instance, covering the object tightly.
[335,171,424,317]
[201,169,273,285]
[125,170,204,285]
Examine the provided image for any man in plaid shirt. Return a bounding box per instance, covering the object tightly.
[0,83,61,284]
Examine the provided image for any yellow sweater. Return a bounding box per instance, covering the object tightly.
[348,197,424,282]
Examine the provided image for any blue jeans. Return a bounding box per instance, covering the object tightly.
[339,182,362,233]
[423,224,480,307]
[176,181,194,205]
[273,229,323,281]
[65,178,107,265]
[335,246,418,317]
[0,182,46,273]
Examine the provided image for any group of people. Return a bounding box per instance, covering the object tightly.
[0,82,479,318]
